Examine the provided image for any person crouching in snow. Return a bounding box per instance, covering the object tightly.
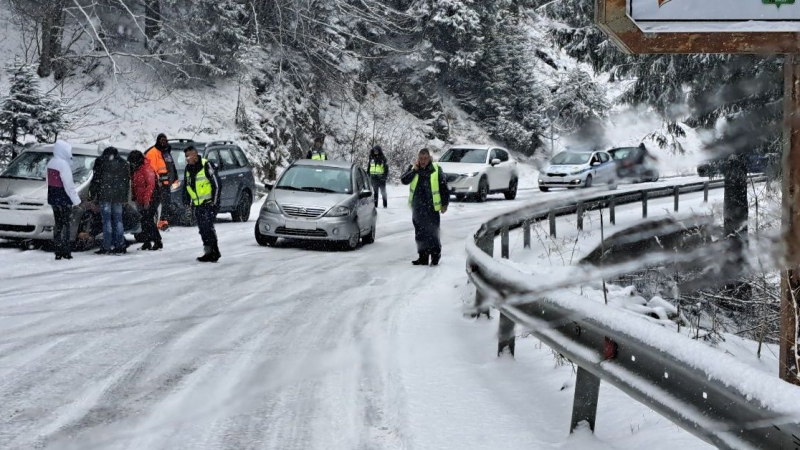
[182,146,221,262]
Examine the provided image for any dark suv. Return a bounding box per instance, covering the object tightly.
[166,139,256,225]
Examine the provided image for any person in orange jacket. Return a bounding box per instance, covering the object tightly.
[144,133,179,230]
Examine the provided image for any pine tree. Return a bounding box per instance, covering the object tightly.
[0,62,65,157]
[550,68,610,132]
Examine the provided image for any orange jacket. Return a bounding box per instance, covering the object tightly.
[145,146,177,186]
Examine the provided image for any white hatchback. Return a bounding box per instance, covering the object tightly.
[538,150,618,192]
[437,145,519,202]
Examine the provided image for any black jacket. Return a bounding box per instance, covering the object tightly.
[89,152,131,203]
[367,152,389,182]
[401,163,449,211]
[182,160,220,207]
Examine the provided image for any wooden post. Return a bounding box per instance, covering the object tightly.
[674,186,680,212]
[642,191,648,218]
[523,219,531,249]
[781,54,800,385]
[577,203,584,231]
[501,226,510,259]
[549,210,557,238]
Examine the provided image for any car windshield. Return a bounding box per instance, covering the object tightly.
[276,166,352,194]
[439,149,488,164]
[0,151,96,184]
[551,152,592,165]
[172,150,187,172]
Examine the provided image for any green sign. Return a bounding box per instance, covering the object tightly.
[763,0,795,7]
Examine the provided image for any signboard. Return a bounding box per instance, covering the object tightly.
[628,0,800,32]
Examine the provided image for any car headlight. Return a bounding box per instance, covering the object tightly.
[326,205,352,217]
[263,200,281,214]
[170,180,182,192]
[465,172,480,177]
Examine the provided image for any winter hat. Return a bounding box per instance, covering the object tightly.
[128,150,144,169]
[102,146,119,160]
[371,145,383,155]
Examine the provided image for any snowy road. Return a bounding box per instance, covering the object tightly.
[0,180,715,450]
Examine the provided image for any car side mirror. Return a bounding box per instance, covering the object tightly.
[359,190,372,199]
[490,158,501,166]
[591,161,601,167]
[264,183,274,191]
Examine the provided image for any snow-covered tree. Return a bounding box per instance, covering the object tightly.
[0,62,65,158]
[550,68,610,132]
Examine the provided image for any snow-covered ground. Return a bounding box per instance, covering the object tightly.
[0,181,738,450]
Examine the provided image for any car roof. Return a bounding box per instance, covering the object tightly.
[448,145,496,150]
[561,149,596,154]
[293,159,355,170]
[27,144,133,156]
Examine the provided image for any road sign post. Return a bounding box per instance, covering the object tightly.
[596,0,800,385]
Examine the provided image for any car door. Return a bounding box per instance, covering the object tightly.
[486,149,502,190]
[232,147,255,196]
[496,149,513,187]
[589,152,603,182]
[203,149,227,207]
[599,152,615,182]
[217,148,242,208]
[222,146,248,206]
[354,168,372,233]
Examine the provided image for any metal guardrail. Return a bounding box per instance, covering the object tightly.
[465,177,800,450]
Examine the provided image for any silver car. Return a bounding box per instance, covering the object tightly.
[255,160,378,250]
[538,150,618,192]
[0,144,139,247]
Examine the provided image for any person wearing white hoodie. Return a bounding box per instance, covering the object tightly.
[46,140,82,260]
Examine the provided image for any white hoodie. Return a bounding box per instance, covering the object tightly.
[46,140,81,206]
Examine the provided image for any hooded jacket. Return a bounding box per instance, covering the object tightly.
[46,140,81,206]
[89,147,131,203]
[367,147,389,182]
[130,152,158,207]
[145,134,178,186]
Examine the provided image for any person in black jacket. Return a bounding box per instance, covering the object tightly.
[367,145,389,208]
[401,148,449,266]
[306,136,328,160]
[89,147,131,254]
[182,146,222,262]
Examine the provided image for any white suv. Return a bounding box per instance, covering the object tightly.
[437,145,519,202]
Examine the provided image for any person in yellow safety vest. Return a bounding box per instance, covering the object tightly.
[367,145,389,208]
[400,148,449,266]
[306,136,328,160]
[182,146,222,263]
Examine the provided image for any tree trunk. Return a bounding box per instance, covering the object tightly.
[145,0,162,46]
[724,153,749,250]
[37,0,66,79]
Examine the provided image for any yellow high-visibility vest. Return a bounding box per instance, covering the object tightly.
[186,159,212,206]
[408,163,442,212]
[369,162,386,175]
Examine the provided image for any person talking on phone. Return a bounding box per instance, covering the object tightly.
[401,148,449,266]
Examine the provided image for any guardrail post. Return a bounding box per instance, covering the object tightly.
[476,232,494,258]
[498,312,515,357]
[570,367,601,433]
[609,196,616,225]
[642,191,648,218]
[703,182,709,203]
[673,186,680,212]
[501,226,510,259]
[577,203,584,231]
[523,219,531,249]
[549,210,557,238]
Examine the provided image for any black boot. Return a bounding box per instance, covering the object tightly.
[151,241,163,251]
[412,252,430,266]
[431,252,441,266]
[383,200,387,209]
[140,241,152,251]
[197,245,214,262]
[209,244,221,263]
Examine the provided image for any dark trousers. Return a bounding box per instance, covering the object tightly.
[412,205,441,256]
[140,202,162,244]
[52,205,72,256]
[194,205,218,247]
[158,185,172,222]
[371,177,387,207]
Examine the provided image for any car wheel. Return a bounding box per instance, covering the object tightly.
[254,221,277,246]
[362,225,376,245]
[455,194,466,202]
[504,178,518,200]
[232,191,252,222]
[583,175,593,189]
[72,211,95,252]
[539,186,549,192]
[650,171,660,182]
[477,178,489,203]
[344,230,360,251]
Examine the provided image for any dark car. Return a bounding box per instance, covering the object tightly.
[608,145,660,183]
[697,153,779,179]
[166,139,256,225]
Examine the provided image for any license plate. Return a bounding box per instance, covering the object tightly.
[285,219,317,230]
